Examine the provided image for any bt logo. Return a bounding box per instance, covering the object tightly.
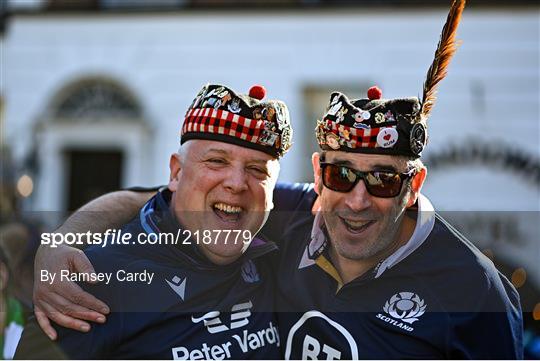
[285,311,358,360]
[302,334,342,360]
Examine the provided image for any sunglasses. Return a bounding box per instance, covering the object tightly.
[320,162,416,198]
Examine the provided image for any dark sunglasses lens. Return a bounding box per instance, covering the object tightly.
[365,172,403,197]
[323,164,356,192]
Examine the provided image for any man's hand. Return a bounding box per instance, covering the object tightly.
[32,189,155,339]
[33,245,110,340]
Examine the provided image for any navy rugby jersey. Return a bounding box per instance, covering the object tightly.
[17,189,281,359]
[262,183,523,359]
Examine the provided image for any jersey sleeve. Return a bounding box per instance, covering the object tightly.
[260,182,317,246]
[448,273,523,359]
[51,244,131,358]
[448,311,523,359]
[55,311,123,359]
[55,247,128,358]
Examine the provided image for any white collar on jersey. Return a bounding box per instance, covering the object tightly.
[373,193,435,278]
[299,194,436,278]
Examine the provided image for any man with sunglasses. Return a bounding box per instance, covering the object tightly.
[266,0,520,357]
[269,85,522,358]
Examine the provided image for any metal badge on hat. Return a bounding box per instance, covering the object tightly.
[410,123,427,156]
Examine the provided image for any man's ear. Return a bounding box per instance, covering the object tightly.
[311,152,322,196]
[406,167,427,208]
[168,153,182,192]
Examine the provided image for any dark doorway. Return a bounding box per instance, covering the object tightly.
[65,149,123,211]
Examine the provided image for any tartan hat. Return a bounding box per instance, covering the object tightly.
[181,84,293,158]
[315,0,465,159]
[316,89,427,158]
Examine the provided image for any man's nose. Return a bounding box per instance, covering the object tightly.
[344,179,373,212]
[222,167,249,193]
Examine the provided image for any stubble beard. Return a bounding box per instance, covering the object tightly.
[328,190,411,262]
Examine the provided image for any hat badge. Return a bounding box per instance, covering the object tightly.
[326,133,341,150]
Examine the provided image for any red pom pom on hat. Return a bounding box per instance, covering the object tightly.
[249,85,266,100]
[367,86,382,100]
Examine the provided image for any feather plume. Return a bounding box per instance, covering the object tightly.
[421,0,466,119]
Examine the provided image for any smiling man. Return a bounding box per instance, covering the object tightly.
[272,85,522,356]
[310,151,424,283]
[167,139,277,265]
[22,0,523,359]
[15,83,292,359]
[269,0,523,358]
